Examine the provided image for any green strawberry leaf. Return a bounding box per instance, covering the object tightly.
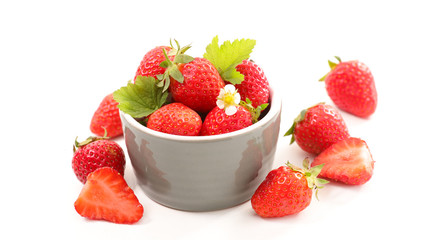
[113,76,168,118]
[203,35,256,84]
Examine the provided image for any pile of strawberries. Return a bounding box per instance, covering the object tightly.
[72,37,378,224]
[114,36,270,136]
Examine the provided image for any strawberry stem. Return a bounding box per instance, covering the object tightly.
[157,39,194,92]
[73,134,109,152]
[239,98,268,123]
[286,158,329,200]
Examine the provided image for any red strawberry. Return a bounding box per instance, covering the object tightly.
[72,135,125,184]
[90,93,123,138]
[74,167,144,224]
[311,137,374,185]
[147,102,202,136]
[170,57,225,113]
[320,57,378,118]
[234,59,269,108]
[200,105,252,136]
[133,46,172,81]
[284,103,350,155]
[251,158,328,218]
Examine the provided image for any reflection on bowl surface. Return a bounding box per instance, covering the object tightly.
[120,88,282,211]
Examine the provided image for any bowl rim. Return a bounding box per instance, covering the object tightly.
[120,85,282,143]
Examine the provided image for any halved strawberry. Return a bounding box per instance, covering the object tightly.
[311,137,374,185]
[74,167,144,224]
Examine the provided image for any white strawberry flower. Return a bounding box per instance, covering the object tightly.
[216,84,241,116]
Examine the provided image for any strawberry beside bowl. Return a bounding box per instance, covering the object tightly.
[120,87,281,212]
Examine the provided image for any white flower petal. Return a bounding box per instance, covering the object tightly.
[216,100,225,109]
[225,105,237,115]
[224,84,236,93]
[217,89,225,99]
[234,92,241,104]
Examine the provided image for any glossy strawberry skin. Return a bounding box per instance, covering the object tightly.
[200,105,252,136]
[72,140,125,184]
[133,46,172,81]
[90,93,123,138]
[170,57,225,113]
[312,137,374,185]
[289,103,350,155]
[147,102,202,136]
[251,166,312,218]
[235,60,269,108]
[324,60,377,118]
[74,167,143,224]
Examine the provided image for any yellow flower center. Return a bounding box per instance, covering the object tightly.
[223,94,235,106]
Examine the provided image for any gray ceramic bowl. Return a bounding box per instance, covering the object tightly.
[120,88,281,212]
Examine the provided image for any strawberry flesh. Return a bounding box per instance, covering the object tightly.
[312,137,374,185]
[74,167,143,224]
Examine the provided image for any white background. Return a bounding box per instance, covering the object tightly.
[1,0,425,239]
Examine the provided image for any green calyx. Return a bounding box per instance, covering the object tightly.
[319,56,342,82]
[73,130,109,153]
[156,39,194,92]
[283,108,307,145]
[239,98,268,123]
[286,158,329,200]
[283,102,324,144]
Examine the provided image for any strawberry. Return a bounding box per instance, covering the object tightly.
[200,105,252,136]
[234,59,269,108]
[251,158,328,218]
[90,93,123,138]
[284,103,350,155]
[74,167,144,224]
[311,137,374,185]
[170,57,225,113]
[72,135,125,184]
[147,102,202,136]
[320,57,378,118]
[133,46,172,82]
